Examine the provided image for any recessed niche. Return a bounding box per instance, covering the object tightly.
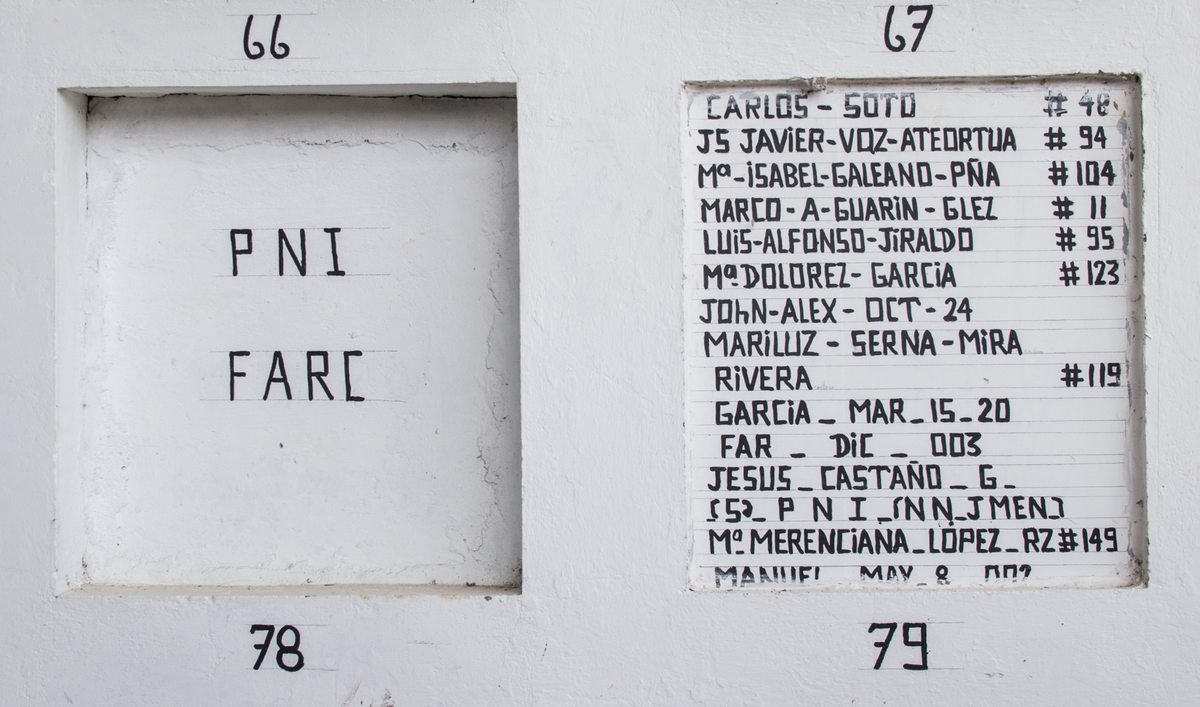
[58,93,520,593]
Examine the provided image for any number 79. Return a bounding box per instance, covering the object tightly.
[868,622,928,670]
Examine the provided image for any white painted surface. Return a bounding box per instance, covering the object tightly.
[1,1,1199,704]
[62,94,520,591]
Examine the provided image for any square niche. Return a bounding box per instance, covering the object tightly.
[58,94,521,593]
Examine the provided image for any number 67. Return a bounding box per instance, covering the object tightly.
[884,5,934,52]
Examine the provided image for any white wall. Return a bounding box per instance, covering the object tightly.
[1,1,1198,704]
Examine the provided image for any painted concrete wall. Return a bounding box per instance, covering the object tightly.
[1,1,1197,704]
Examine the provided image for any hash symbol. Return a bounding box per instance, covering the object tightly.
[1047,161,1069,185]
[1052,196,1075,220]
[1043,90,1068,117]
[1059,261,1080,286]
[1055,227,1076,252]
[1061,363,1083,387]
[1057,528,1079,552]
[1044,127,1067,150]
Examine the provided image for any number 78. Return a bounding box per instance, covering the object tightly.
[250,624,305,672]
